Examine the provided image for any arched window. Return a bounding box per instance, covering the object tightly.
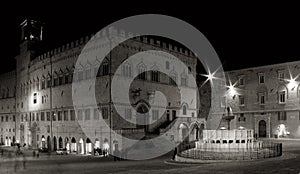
[151,65,160,82]
[137,62,147,80]
[182,104,188,115]
[102,59,109,76]
[122,62,132,77]
[278,85,288,104]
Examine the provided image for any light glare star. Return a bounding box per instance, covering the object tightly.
[201,65,222,87]
[226,78,238,96]
[286,67,299,86]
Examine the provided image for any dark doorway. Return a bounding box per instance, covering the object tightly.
[136,104,149,132]
[259,120,267,138]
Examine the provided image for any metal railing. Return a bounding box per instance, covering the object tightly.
[177,141,282,160]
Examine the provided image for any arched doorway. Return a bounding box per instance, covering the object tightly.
[58,137,63,149]
[20,124,25,145]
[53,136,57,151]
[179,123,189,142]
[47,136,51,150]
[41,135,46,148]
[79,138,84,154]
[71,137,76,152]
[259,120,267,138]
[65,137,70,152]
[95,138,100,149]
[199,124,205,140]
[190,124,199,141]
[86,138,92,154]
[136,104,149,132]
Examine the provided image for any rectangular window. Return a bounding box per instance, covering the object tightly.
[64,110,68,121]
[85,109,90,120]
[77,109,83,120]
[278,71,285,81]
[239,95,245,106]
[46,112,50,121]
[238,113,246,122]
[239,76,245,86]
[151,71,159,82]
[102,107,109,119]
[278,111,287,121]
[5,116,8,122]
[279,91,286,104]
[52,112,56,121]
[152,110,159,120]
[33,93,37,104]
[41,112,45,121]
[70,110,75,121]
[58,111,62,121]
[181,77,188,87]
[94,108,99,120]
[13,115,15,122]
[258,73,265,84]
[36,113,39,121]
[259,93,265,105]
[41,80,45,89]
[125,108,132,120]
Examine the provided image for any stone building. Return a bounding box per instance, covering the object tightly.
[0,19,204,154]
[218,61,300,138]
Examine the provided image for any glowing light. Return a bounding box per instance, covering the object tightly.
[200,65,223,87]
[238,126,245,130]
[226,78,238,96]
[103,143,110,150]
[286,67,299,89]
[277,124,288,138]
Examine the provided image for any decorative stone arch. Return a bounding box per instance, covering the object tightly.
[137,61,147,71]
[85,138,92,154]
[254,114,271,138]
[71,137,77,153]
[178,122,189,142]
[181,102,189,116]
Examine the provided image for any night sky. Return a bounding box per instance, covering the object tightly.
[0,3,299,74]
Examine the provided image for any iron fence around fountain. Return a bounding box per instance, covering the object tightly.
[177,141,282,160]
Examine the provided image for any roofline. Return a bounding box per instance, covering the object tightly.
[226,59,300,73]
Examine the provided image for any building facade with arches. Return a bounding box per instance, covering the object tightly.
[0,19,203,155]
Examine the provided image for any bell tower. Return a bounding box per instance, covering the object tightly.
[19,18,44,57]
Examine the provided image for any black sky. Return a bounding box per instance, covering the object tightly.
[0,3,299,74]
